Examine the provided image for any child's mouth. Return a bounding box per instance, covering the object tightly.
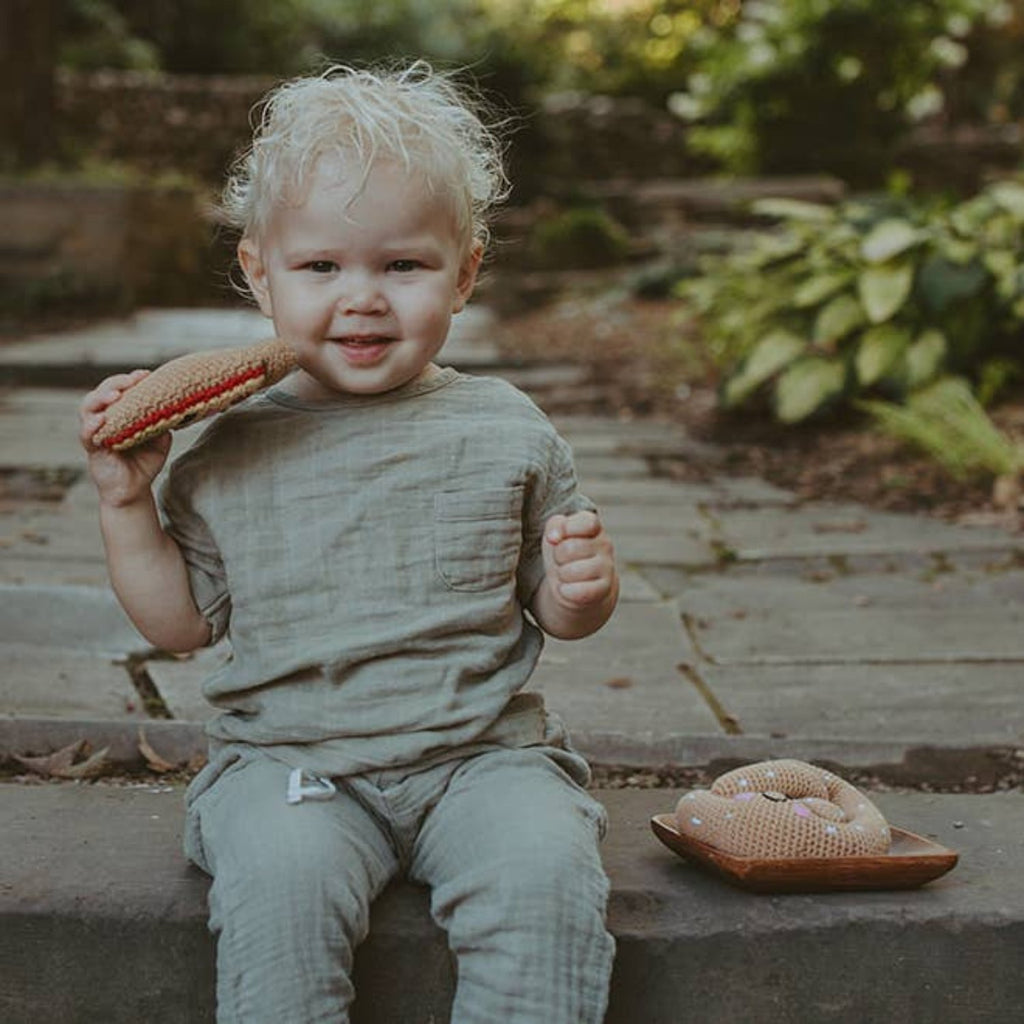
[332,336,395,364]
[334,335,394,345]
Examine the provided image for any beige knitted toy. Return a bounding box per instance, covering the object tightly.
[93,338,296,451]
[674,759,891,859]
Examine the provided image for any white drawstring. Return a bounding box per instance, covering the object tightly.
[286,768,337,805]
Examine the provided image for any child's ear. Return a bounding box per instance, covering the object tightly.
[452,241,483,313]
[237,238,273,319]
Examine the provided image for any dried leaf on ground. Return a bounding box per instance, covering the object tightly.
[138,727,181,773]
[14,739,111,779]
[603,677,634,689]
[14,739,84,777]
[60,746,111,779]
[812,519,867,534]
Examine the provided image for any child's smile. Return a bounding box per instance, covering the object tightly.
[239,154,480,400]
[331,335,397,366]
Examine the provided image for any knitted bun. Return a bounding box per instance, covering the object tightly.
[674,759,890,859]
[94,338,295,451]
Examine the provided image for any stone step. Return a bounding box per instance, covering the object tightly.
[0,783,1017,1024]
[0,305,510,388]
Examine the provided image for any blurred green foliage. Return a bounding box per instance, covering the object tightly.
[58,0,719,98]
[680,179,1024,423]
[861,376,1024,486]
[58,0,1024,188]
[668,0,1021,185]
[60,0,309,74]
[527,204,632,268]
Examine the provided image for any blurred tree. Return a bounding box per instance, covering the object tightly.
[1,0,60,170]
[53,0,719,101]
[669,0,1015,186]
[58,0,160,71]
[943,0,1024,126]
[109,0,313,73]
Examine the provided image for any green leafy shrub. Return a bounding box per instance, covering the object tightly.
[679,179,1024,423]
[527,205,631,269]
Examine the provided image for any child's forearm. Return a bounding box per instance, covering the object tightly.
[530,574,619,640]
[100,495,212,652]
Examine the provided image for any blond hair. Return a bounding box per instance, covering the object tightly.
[221,61,509,250]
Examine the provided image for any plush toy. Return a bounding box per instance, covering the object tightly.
[674,759,891,859]
[93,337,296,451]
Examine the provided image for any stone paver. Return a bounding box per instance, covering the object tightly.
[0,388,84,468]
[527,602,719,739]
[675,572,1024,664]
[0,556,108,587]
[615,567,662,602]
[576,453,654,480]
[692,661,1024,745]
[1,306,1023,782]
[599,525,716,569]
[0,304,501,382]
[581,474,795,509]
[0,506,108,583]
[145,646,229,722]
[713,503,1022,561]
[686,606,1024,664]
[0,583,147,652]
[0,645,143,721]
[649,565,1024,607]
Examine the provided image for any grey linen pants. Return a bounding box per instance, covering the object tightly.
[186,746,615,1023]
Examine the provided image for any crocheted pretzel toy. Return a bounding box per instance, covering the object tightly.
[93,338,296,451]
[674,759,891,859]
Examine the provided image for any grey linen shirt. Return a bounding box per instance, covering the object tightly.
[159,367,595,776]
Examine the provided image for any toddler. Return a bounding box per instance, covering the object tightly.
[79,62,618,1023]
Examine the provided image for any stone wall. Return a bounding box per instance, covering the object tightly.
[54,69,1021,198]
[55,69,273,185]
[0,182,226,315]
[54,70,705,194]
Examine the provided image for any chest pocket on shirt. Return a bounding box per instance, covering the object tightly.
[434,487,524,592]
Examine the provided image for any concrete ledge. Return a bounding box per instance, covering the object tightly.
[2,784,1021,1023]
[3,717,1017,789]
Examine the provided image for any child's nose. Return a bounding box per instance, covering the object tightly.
[337,273,387,314]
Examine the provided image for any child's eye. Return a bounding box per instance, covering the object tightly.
[306,261,337,274]
[389,259,421,273]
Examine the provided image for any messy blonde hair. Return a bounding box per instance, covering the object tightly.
[221,61,509,250]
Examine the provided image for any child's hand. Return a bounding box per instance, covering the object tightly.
[541,510,617,611]
[79,370,172,507]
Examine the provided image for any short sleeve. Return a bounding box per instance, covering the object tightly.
[516,431,596,607]
[157,463,232,644]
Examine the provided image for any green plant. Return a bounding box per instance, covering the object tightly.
[861,376,1023,480]
[59,0,160,71]
[527,205,631,269]
[861,376,1024,508]
[680,178,1024,423]
[668,0,1014,184]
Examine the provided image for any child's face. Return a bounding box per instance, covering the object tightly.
[239,154,480,400]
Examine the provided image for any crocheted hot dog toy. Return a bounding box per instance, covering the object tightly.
[94,337,296,451]
[674,759,891,858]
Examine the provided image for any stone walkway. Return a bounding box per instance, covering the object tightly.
[1,305,1023,782]
[4,306,1024,1024]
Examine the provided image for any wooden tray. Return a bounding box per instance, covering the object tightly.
[650,813,958,893]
